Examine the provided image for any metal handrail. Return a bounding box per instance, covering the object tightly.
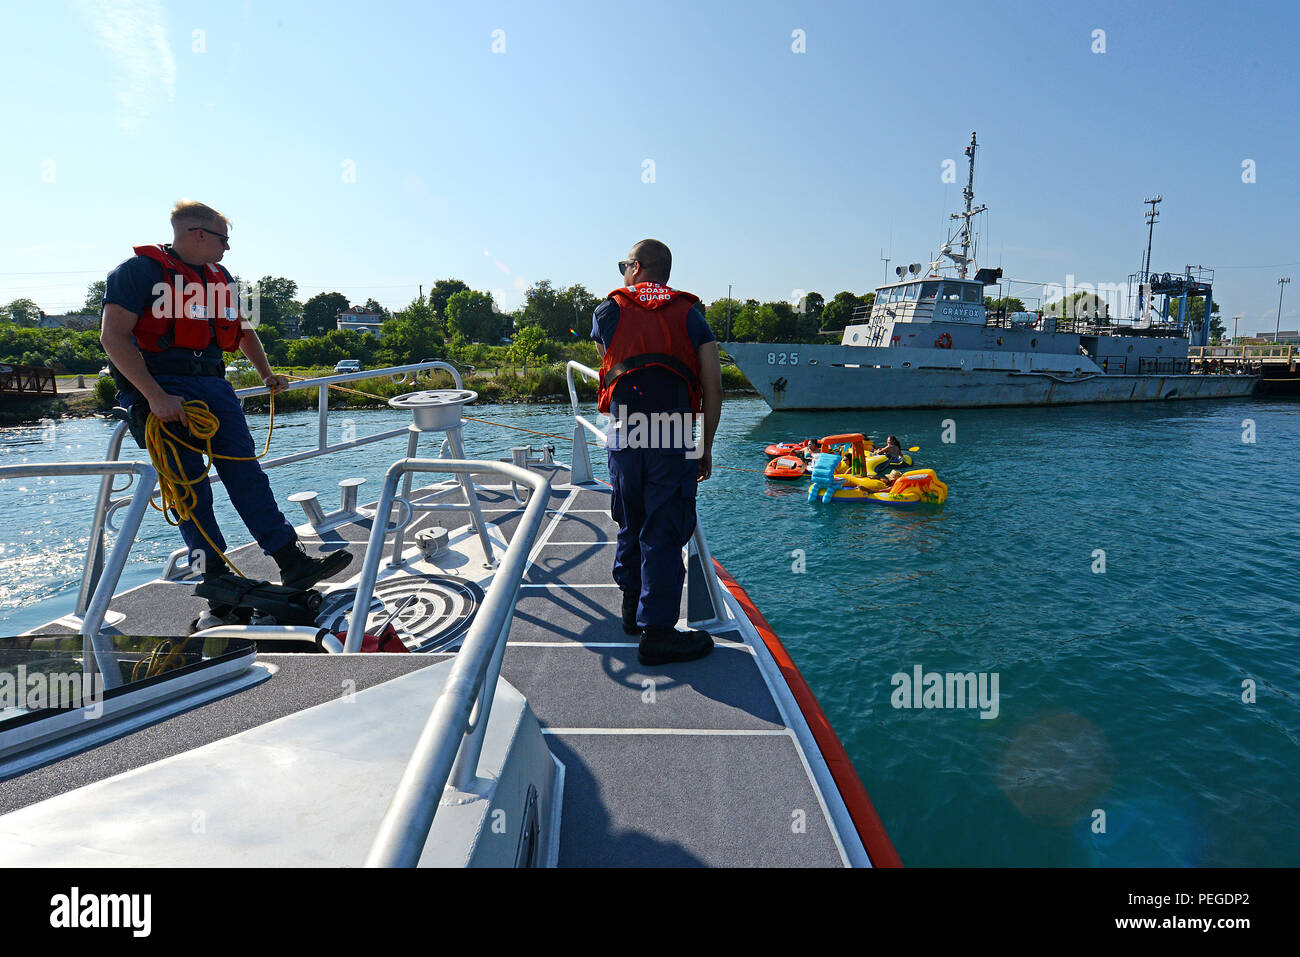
[1191,344,1294,361]
[1,461,158,687]
[362,458,551,867]
[564,360,606,446]
[77,362,463,612]
[564,360,604,485]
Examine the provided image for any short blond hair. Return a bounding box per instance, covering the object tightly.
[170,199,230,232]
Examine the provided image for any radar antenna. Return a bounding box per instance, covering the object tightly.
[944,132,987,278]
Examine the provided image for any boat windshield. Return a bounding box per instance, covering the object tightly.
[0,635,255,728]
[918,282,939,300]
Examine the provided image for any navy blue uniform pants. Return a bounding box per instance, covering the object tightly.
[121,374,296,570]
[608,447,698,630]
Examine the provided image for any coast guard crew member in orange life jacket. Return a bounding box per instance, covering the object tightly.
[592,239,723,666]
[100,200,352,624]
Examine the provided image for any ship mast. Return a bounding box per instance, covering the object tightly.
[1137,195,1162,320]
[943,132,987,279]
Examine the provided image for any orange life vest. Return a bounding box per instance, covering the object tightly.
[130,244,244,353]
[597,282,702,413]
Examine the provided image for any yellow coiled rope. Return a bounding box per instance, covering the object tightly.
[131,637,195,681]
[129,393,275,678]
[143,393,275,580]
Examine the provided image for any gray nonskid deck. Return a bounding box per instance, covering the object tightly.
[501,472,849,866]
[15,460,858,866]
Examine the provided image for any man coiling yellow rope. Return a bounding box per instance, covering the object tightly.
[143,394,275,580]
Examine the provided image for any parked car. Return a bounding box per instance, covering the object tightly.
[334,359,362,374]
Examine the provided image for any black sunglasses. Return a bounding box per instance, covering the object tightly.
[617,259,638,277]
[190,226,230,243]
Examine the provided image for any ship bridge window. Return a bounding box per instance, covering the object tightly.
[962,285,983,303]
[904,283,920,300]
[888,285,906,303]
[919,281,939,300]
[939,284,963,301]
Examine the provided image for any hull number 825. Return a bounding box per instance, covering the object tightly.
[767,352,799,365]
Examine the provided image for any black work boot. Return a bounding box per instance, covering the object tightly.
[621,590,641,636]
[637,626,714,666]
[191,566,252,633]
[272,541,353,591]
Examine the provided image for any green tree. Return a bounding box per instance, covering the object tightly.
[1,298,42,327]
[518,280,571,339]
[798,291,825,324]
[728,300,765,341]
[285,329,379,368]
[820,291,867,332]
[363,297,391,320]
[1046,291,1110,320]
[765,302,798,341]
[378,294,444,363]
[505,325,549,364]
[705,297,741,339]
[444,289,500,342]
[0,325,106,372]
[429,279,470,321]
[300,291,351,337]
[84,280,106,316]
[1184,298,1223,341]
[984,296,1026,318]
[252,276,299,338]
[558,283,601,340]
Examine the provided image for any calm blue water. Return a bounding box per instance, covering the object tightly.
[3,396,1298,866]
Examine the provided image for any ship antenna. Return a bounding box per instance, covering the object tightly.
[946,131,987,279]
[1142,195,1162,284]
[1137,195,1162,320]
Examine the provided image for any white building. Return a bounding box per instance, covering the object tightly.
[336,307,385,336]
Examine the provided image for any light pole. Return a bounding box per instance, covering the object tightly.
[1276,277,1291,343]
[725,283,733,340]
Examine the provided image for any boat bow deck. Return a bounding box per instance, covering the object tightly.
[4,457,886,867]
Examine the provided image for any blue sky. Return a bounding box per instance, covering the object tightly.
[2,0,1297,334]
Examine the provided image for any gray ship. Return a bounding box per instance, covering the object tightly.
[725,133,1258,410]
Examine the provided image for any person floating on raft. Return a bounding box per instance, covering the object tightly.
[807,434,947,506]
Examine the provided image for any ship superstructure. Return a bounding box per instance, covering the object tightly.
[725,133,1257,410]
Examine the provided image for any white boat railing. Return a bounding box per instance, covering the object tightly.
[199,456,551,867]
[0,461,158,685]
[76,361,463,616]
[361,457,552,867]
[564,360,604,485]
